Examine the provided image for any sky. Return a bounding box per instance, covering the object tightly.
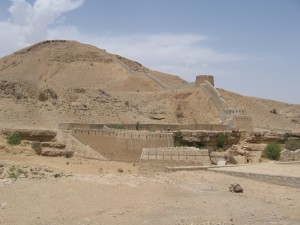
[0,0,299,104]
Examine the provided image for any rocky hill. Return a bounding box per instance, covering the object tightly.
[0,40,299,131]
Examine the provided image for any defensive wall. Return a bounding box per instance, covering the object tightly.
[71,129,174,162]
[59,123,231,131]
[141,147,210,164]
[232,116,253,132]
[139,147,210,173]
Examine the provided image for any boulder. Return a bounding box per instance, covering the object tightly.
[229,183,243,193]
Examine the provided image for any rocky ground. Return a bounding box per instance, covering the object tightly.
[0,154,299,225]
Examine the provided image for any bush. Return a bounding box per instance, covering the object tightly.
[217,133,226,149]
[262,143,281,160]
[8,166,27,180]
[270,108,277,115]
[227,155,238,164]
[64,150,74,158]
[31,141,42,155]
[112,124,126,130]
[117,168,124,173]
[285,139,300,151]
[174,131,184,147]
[6,133,22,145]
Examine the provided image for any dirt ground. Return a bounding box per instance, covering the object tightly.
[0,154,299,225]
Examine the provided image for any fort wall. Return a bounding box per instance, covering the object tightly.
[72,129,174,162]
[59,123,230,131]
[232,115,253,131]
[139,147,210,173]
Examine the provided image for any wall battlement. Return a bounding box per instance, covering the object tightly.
[141,147,209,163]
[73,128,173,140]
[233,115,253,131]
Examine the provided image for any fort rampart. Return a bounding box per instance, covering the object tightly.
[72,129,174,162]
[59,123,230,131]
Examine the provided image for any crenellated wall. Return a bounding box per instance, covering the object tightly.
[141,147,210,164]
[59,123,230,131]
[72,129,174,162]
[233,116,253,131]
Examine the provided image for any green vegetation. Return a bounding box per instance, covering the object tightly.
[31,141,42,155]
[6,133,22,145]
[227,155,238,164]
[285,139,300,151]
[117,168,124,173]
[53,173,61,178]
[174,131,184,147]
[8,166,27,180]
[217,133,226,149]
[111,124,126,130]
[262,143,281,160]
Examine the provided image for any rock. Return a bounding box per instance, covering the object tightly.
[18,174,27,178]
[217,160,227,166]
[41,149,65,157]
[280,149,300,162]
[41,148,74,158]
[229,183,243,193]
[0,169,6,179]
[210,152,227,165]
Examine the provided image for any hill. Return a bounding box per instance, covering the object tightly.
[0,40,299,132]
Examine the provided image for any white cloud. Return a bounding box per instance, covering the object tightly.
[0,0,84,55]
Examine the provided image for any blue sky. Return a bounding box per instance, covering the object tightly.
[0,0,299,104]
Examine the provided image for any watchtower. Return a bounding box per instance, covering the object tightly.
[195,75,214,87]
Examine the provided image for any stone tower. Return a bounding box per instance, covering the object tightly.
[195,75,214,87]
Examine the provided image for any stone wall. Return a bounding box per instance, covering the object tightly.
[58,123,230,132]
[140,147,210,164]
[139,147,210,173]
[280,149,300,162]
[195,75,214,87]
[232,115,253,131]
[72,129,174,162]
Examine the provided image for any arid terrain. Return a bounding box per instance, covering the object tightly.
[0,154,299,225]
[0,40,300,225]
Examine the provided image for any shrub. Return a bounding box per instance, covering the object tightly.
[31,141,42,155]
[64,150,74,158]
[262,143,281,160]
[217,133,226,149]
[6,133,22,145]
[174,131,184,147]
[285,139,300,151]
[112,124,126,130]
[227,155,238,164]
[8,166,27,180]
[117,168,124,173]
[53,173,61,178]
[270,108,277,115]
